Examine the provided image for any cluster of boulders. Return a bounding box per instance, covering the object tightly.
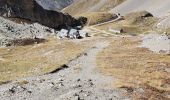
[57,28,89,39]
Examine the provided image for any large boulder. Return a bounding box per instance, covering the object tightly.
[0,0,78,29]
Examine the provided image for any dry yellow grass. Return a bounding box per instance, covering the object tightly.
[97,37,170,99]
[94,11,158,35]
[0,38,95,83]
[75,12,117,25]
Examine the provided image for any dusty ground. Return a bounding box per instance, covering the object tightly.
[0,37,130,100]
[0,32,169,99]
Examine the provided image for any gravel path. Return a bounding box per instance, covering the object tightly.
[0,40,128,100]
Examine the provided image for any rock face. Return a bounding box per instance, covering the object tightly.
[0,0,78,29]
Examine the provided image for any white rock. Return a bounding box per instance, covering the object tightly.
[79,30,88,37]
[58,29,68,39]
[69,29,79,39]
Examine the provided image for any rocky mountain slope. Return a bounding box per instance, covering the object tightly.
[0,0,170,100]
[0,0,78,29]
[36,0,76,11]
[0,16,53,46]
[62,0,125,16]
[110,0,170,17]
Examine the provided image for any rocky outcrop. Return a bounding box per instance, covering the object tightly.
[0,0,78,29]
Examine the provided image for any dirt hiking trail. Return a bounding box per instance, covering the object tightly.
[0,39,128,100]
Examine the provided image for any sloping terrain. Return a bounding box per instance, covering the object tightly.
[0,37,130,100]
[36,0,76,11]
[92,11,158,36]
[110,0,170,17]
[62,0,125,16]
[97,36,170,99]
[0,0,170,100]
[75,12,118,25]
[0,16,54,47]
[0,38,96,83]
[0,0,78,29]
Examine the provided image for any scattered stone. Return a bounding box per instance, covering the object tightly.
[77,79,81,82]
[27,90,32,94]
[80,90,84,93]
[74,96,81,100]
[8,85,27,94]
[84,53,88,56]
[76,85,82,88]
[88,79,92,82]
[39,80,43,83]
[58,83,64,87]
[51,82,55,85]
[87,79,94,86]
[9,88,15,94]
[58,78,64,82]
[73,93,79,97]
[84,94,88,97]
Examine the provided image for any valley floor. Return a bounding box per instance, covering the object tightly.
[0,35,169,100]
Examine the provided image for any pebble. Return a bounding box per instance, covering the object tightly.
[58,83,64,87]
[77,79,81,82]
[27,90,32,94]
[58,78,63,81]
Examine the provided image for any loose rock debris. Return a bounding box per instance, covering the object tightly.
[57,28,89,39]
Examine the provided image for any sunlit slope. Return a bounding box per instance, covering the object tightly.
[62,0,125,16]
[110,0,170,17]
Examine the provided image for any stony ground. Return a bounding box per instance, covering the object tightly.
[0,38,129,100]
[0,17,54,46]
[0,11,169,99]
